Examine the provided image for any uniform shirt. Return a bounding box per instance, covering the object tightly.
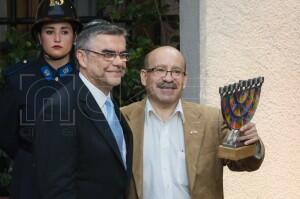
[79,72,126,162]
[143,99,190,199]
[0,56,76,199]
[1,56,76,155]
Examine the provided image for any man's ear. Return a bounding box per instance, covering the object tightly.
[73,33,77,45]
[76,50,87,68]
[140,69,147,86]
[182,73,188,89]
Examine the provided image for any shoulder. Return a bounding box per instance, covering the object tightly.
[2,59,40,85]
[182,100,219,111]
[121,100,145,116]
[182,100,220,118]
[3,59,33,78]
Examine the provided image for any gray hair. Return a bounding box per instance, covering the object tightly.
[75,20,128,51]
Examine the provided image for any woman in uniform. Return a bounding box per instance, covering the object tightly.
[0,0,82,198]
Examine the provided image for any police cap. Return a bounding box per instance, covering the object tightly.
[31,0,82,41]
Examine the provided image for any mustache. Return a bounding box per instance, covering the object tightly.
[157,81,177,89]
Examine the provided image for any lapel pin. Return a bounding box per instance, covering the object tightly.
[190,130,198,134]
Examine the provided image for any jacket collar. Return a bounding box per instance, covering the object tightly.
[76,76,127,170]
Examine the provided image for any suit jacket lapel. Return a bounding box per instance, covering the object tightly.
[76,76,125,168]
[115,102,133,174]
[182,101,205,191]
[124,100,145,199]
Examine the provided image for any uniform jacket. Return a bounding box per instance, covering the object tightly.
[34,75,133,199]
[0,56,76,199]
[121,99,264,199]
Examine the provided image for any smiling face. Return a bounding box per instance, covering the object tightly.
[76,34,127,95]
[141,46,187,107]
[38,22,74,61]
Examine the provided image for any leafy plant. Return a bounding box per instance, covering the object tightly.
[0,151,12,196]
[97,0,179,105]
[0,27,38,86]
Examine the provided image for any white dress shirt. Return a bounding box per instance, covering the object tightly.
[79,73,107,114]
[143,99,190,199]
[79,73,127,163]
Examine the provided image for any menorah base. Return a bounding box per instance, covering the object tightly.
[218,144,256,160]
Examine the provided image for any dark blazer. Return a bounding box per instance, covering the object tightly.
[34,74,133,199]
[0,56,76,199]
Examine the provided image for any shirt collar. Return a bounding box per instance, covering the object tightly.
[79,72,109,109]
[40,62,74,81]
[145,98,185,122]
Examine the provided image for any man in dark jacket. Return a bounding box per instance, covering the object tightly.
[34,20,133,199]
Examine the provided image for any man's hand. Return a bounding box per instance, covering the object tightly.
[237,122,259,145]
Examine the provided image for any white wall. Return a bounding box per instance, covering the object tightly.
[180,1,201,103]
[182,0,300,198]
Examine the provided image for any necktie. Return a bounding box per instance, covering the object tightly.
[105,98,126,163]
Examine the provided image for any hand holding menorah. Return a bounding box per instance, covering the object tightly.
[218,76,264,160]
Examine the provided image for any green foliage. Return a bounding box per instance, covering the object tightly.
[0,27,38,86]
[116,36,155,105]
[97,0,176,105]
[0,151,12,191]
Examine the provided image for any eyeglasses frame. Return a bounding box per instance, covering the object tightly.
[81,48,130,62]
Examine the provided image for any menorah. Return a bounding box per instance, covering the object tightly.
[217,76,264,160]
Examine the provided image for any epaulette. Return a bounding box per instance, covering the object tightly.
[3,59,31,77]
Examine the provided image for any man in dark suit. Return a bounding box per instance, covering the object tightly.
[34,21,133,199]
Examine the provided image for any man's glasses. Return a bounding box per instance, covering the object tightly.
[145,66,186,78]
[82,49,130,62]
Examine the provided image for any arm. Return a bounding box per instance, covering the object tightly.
[0,83,19,158]
[34,100,77,199]
[225,142,265,171]
[226,123,265,171]
[218,111,265,171]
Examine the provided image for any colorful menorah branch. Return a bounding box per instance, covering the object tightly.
[219,76,264,131]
